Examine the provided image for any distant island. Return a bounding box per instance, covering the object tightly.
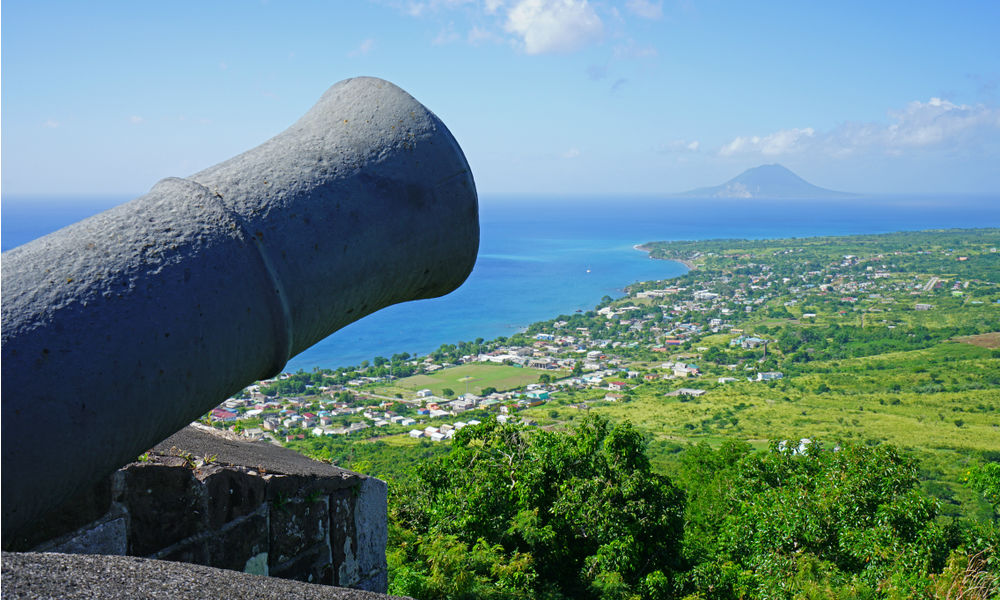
[674,163,858,199]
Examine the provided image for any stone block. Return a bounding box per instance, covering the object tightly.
[329,487,358,587]
[201,467,266,529]
[152,535,210,566]
[270,542,335,585]
[354,570,390,595]
[120,464,207,556]
[40,511,128,556]
[269,495,330,567]
[353,478,388,583]
[204,505,269,573]
[265,473,356,502]
[330,477,388,592]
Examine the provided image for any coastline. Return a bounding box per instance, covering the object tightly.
[633,243,697,271]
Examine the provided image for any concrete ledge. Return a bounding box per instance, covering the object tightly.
[2,552,412,600]
[152,425,362,481]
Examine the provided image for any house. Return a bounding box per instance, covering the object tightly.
[430,432,446,442]
[416,389,434,398]
[210,408,238,422]
[608,381,627,391]
[604,392,624,402]
[408,429,424,439]
[666,388,706,397]
[731,336,766,349]
[756,371,784,381]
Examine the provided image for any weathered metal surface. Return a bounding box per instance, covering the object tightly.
[1,77,478,542]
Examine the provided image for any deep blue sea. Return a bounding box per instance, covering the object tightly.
[3,194,998,370]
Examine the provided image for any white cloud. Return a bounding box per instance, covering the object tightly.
[883,97,1000,148]
[433,23,461,45]
[468,25,504,45]
[484,0,505,13]
[562,147,581,158]
[659,139,701,153]
[404,0,478,17]
[505,0,603,54]
[718,128,815,156]
[42,119,60,129]
[625,0,662,19]
[348,38,376,57]
[718,98,1000,159]
[129,115,145,125]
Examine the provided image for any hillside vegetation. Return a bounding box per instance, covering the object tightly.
[237,228,999,598]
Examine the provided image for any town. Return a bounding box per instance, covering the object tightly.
[201,228,999,508]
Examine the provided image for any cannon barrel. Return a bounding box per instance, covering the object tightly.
[1,77,479,542]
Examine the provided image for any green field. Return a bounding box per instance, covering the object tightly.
[522,338,1000,519]
[390,363,563,396]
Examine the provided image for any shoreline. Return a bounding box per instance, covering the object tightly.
[633,244,697,271]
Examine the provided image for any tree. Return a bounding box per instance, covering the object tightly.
[390,416,685,599]
[441,388,455,398]
[675,440,958,598]
[967,462,1000,521]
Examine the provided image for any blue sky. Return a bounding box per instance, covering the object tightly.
[3,0,999,197]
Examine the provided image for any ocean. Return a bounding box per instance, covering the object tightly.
[3,193,998,370]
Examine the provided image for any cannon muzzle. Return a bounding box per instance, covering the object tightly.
[1,77,479,543]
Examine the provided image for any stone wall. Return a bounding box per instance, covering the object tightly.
[12,425,388,593]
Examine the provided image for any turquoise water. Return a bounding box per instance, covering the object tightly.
[3,193,998,369]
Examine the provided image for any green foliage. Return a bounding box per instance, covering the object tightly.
[674,440,968,598]
[967,462,1000,520]
[390,416,685,599]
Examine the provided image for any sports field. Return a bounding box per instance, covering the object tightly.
[392,363,561,396]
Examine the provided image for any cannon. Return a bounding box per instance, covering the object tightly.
[1,77,479,543]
